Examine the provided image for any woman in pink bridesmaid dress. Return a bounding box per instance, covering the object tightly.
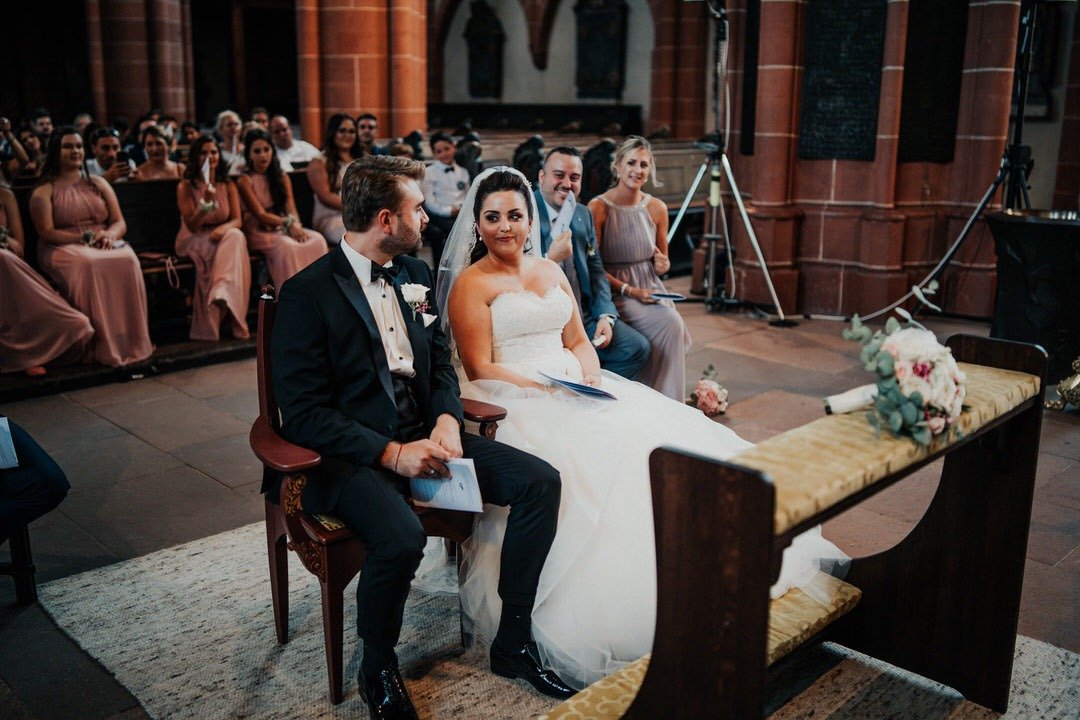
[235,128,326,289]
[1,183,94,374]
[28,128,152,368]
[175,136,251,341]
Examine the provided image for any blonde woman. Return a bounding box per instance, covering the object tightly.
[587,136,691,400]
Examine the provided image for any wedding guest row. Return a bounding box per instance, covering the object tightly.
[1,128,332,374]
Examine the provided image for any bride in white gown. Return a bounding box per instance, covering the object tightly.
[434,167,847,689]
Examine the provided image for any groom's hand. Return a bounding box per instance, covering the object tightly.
[593,317,614,350]
[385,439,451,478]
[430,414,464,460]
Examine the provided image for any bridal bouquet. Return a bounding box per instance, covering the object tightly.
[838,310,966,446]
[689,364,729,417]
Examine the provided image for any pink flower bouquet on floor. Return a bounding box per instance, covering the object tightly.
[689,364,729,417]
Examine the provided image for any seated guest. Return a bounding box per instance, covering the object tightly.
[421,131,469,271]
[0,416,69,548]
[306,113,360,245]
[1,183,94,376]
[387,142,415,158]
[589,136,690,400]
[175,136,251,341]
[85,127,135,184]
[27,108,53,145]
[157,115,181,158]
[73,113,94,135]
[216,110,244,174]
[28,128,153,367]
[179,120,201,147]
[134,125,184,180]
[356,112,386,156]
[15,127,44,179]
[1,116,31,181]
[249,106,269,128]
[236,128,327,288]
[122,114,156,166]
[269,114,319,170]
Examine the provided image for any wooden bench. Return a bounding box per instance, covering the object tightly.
[541,334,1046,718]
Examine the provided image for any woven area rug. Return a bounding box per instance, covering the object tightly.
[38,523,1079,719]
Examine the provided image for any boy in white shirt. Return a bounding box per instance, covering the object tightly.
[421,132,469,270]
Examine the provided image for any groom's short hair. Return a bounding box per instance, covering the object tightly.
[341,155,426,232]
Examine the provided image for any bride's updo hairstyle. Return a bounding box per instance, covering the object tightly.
[469,169,534,264]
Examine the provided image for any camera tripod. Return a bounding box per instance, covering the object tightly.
[667,0,795,326]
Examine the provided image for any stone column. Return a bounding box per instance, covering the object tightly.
[297,0,323,144]
[649,0,708,138]
[1052,18,1080,210]
[99,0,153,122]
[84,0,108,122]
[389,0,427,137]
[147,0,189,117]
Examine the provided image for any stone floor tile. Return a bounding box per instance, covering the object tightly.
[2,513,121,586]
[157,358,257,399]
[203,389,259,425]
[49,434,184,493]
[0,604,140,720]
[57,466,264,559]
[90,394,250,452]
[724,390,827,436]
[1057,546,1080,576]
[1,396,126,449]
[63,378,181,410]
[170,433,262,488]
[1018,559,1080,653]
[1035,462,1080,510]
[705,322,860,375]
[821,505,916,559]
[1025,499,1080,567]
[1038,412,1080,461]
[857,462,942,526]
[1035,453,1075,488]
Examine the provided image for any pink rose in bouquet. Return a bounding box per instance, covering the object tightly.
[692,378,729,416]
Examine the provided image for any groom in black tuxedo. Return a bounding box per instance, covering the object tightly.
[271,156,574,718]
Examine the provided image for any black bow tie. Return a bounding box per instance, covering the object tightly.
[370,262,399,284]
[444,166,455,173]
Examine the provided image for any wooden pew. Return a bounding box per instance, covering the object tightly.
[541,335,1047,718]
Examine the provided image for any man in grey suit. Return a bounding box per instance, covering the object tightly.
[535,147,650,379]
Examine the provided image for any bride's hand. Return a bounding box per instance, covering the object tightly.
[582,374,601,387]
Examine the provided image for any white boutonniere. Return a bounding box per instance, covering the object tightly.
[400,283,430,318]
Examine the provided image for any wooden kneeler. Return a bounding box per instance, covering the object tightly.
[542,335,1046,719]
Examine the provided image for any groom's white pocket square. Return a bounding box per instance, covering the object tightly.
[421,313,438,328]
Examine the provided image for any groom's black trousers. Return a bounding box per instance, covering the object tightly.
[322,433,561,651]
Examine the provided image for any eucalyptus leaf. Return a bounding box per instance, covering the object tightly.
[901,401,919,425]
[888,410,903,433]
[885,317,901,335]
[877,352,895,376]
[912,284,942,313]
[909,391,924,409]
[912,427,932,446]
[895,307,913,323]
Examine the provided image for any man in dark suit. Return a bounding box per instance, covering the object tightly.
[535,147,650,380]
[270,156,573,719]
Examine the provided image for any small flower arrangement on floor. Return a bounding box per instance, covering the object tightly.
[838,286,966,446]
[689,364,729,417]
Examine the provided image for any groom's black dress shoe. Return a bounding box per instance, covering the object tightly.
[490,641,576,699]
[359,666,419,720]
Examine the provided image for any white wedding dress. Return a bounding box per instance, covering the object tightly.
[449,284,847,689]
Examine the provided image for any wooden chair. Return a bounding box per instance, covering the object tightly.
[0,524,38,604]
[249,286,506,704]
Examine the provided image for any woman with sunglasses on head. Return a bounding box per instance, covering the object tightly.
[175,135,251,341]
[28,127,152,367]
[306,113,362,245]
[236,128,327,288]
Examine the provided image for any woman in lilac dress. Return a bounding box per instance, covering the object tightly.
[236,128,326,289]
[1,183,93,375]
[29,128,152,367]
[588,136,691,400]
[175,136,251,341]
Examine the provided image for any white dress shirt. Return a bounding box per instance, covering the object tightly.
[340,240,416,377]
[422,160,470,217]
[275,139,320,168]
[85,158,137,181]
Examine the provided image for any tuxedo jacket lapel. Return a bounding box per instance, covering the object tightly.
[331,249,395,403]
[570,210,592,306]
[393,265,429,377]
[535,188,553,255]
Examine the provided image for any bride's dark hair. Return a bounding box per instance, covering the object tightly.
[469,170,534,264]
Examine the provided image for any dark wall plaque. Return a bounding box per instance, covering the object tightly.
[464,0,505,99]
[798,0,888,161]
[575,0,629,100]
[897,0,967,163]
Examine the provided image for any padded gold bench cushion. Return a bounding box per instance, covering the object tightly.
[539,573,862,719]
[730,363,1040,536]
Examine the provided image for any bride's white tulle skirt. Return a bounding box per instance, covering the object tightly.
[418,369,848,689]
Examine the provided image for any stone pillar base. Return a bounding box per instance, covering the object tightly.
[730,205,802,312]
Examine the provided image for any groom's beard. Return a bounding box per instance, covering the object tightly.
[379,221,422,257]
